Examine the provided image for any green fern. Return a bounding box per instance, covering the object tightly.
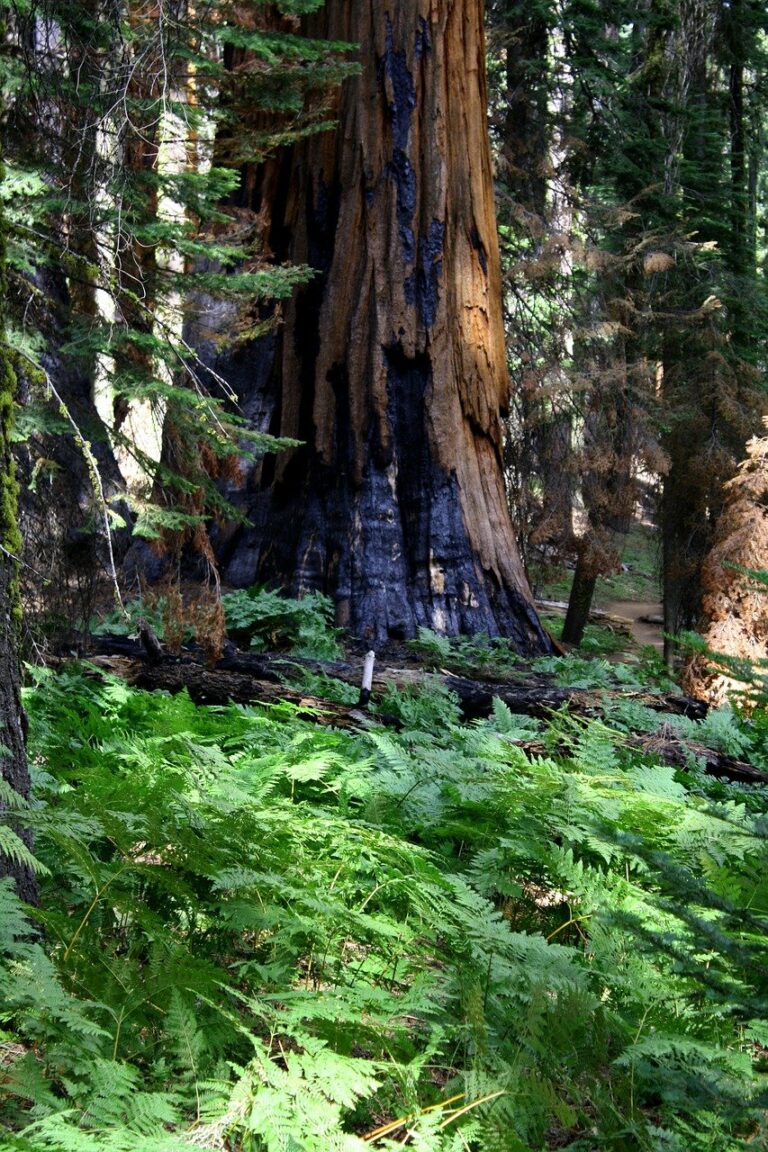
[3,658,765,1152]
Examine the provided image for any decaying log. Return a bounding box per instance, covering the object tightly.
[508,735,768,786]
[370,666,705,720]
[81,636,768,786]
[625,734,768,786]
[91,634,357,681]
[91,634,706,720]
[427,672,707,721]
[86,656,376,730]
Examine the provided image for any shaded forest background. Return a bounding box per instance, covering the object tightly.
[2,0,768,670]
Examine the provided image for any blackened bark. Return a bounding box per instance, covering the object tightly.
[197,1,550,653]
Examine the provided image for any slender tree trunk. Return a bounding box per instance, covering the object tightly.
[561,549,598,646]
[661,477,691,668]
[563,343,636,645]
[206,1,550,651]
[0,448,33,904]
[726,0,747,281]
[494,5,575,562]
[111,0,162,455]
[0,92,35,902]
[7,6,129,641]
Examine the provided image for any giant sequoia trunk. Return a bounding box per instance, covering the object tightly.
[205,1,549,651]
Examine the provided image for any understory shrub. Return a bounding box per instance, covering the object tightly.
[92,586,341,660]
[221,587,340,658]
[0,659,765,1150]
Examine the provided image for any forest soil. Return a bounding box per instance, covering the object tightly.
[600,599,664,651]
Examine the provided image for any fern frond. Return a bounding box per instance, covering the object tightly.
[0,826,49,876]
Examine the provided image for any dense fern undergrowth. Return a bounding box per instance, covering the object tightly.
[2,613,768,1150]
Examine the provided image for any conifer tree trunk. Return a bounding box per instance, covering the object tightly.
[494,3,575,560]
[208,1,549,651]
[659,0,764,663]
[0,370,32,902]
[501,0,548,217]
[112,0,161,438]
[561,549,598,647]
[0,102,35,902]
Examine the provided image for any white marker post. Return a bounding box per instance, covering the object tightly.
[359,650,376,707]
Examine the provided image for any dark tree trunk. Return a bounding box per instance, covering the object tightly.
[113,0,161,434]
[563,357,636,647]
[0,538,34,904]
[501,0,549,217]
[561,549,598,646]
[7,2,130,640]
[725,0,748,284]
[201,1,550,652]
[492,0,575,565]
[0,115,35,902]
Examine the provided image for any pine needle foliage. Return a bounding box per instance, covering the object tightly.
[0,0,359,561]
[0,649,767,1150]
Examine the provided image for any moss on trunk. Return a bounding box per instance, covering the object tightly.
[0,100,36,902]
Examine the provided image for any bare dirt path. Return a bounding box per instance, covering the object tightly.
[600,599,664,651]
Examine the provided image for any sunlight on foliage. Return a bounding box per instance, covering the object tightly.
[0,658,766,1150]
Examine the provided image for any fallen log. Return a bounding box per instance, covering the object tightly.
[428,671,707,721]
[85,656,378,730]
[515,733,768,787]
[79,638,768,786]
[627,734,768,785]
[91,634,357,682]
[91,633,707,721]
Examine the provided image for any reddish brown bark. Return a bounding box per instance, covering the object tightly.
[682,426,768,705]
[206,1,549,651]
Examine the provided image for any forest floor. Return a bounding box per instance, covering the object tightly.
[6,545,768,1151]
[600,598,664,650]
[531,522,661,607]
[532,521,664,656]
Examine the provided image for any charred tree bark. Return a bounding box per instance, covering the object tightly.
[203,2,550,652]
